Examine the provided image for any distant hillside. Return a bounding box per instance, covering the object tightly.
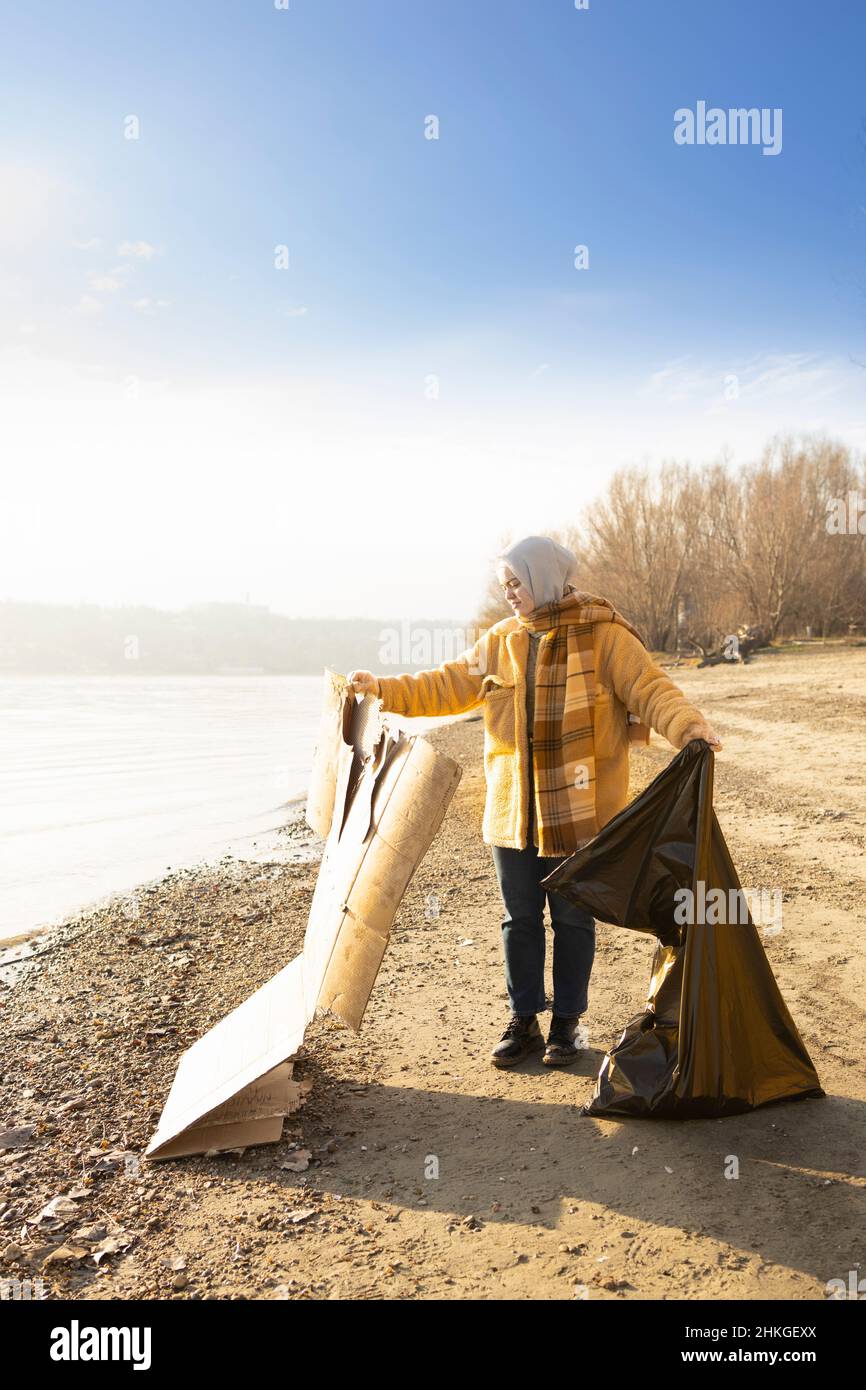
[0,602,477,676]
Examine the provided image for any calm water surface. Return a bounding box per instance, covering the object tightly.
[0,674,325,941]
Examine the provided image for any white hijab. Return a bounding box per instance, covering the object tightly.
[496,535,577,610]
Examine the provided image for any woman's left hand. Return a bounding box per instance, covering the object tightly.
[679,720,723,752]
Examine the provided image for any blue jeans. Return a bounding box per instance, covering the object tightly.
[491,842,596,1018]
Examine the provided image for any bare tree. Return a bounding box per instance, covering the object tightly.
[578,463,702,649]
[717,436,852,638]
[469,434,866,649]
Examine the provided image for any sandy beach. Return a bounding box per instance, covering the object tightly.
[2,645,864,1301]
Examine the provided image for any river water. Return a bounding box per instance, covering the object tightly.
[0,674,326,943]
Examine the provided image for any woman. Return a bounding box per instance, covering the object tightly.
[348,535,721,1071]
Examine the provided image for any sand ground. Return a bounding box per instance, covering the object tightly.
[2,645,864,1300]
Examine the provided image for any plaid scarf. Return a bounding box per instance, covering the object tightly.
[517,587,650,854]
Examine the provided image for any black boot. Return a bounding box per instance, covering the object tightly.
[490,1013,545,1068]
[543,1014,586,1067]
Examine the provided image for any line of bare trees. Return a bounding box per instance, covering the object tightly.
[477,434,866,652]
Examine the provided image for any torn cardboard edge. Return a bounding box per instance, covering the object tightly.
[145,670,462,1160]
[145,958,309,1160]
[148,1063,307,1160]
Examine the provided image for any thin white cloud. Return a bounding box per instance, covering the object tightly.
[87,268,129,293]
[640,351,852,411]
[131,297,170,313]
[117,240,158,260]
[283,304,309,317]
[72,237,102,251]
[642,355,692,393]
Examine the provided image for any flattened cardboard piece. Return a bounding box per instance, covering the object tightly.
[148,1064,301,1160]
[306,671,389,841]
[305,730,462,1030]
[153,1118,284,1160]
[146,675,461,1159]
[145,957,309,1160]
[198,1061,298,1126]
[305,669,351,840]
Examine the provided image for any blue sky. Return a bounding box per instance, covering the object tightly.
[1,1,865,618]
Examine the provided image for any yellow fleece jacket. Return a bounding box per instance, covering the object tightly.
[376,615,705,854]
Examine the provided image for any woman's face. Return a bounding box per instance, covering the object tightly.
[497,564,535,616]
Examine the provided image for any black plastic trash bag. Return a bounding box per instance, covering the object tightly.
[540,740,824,1118]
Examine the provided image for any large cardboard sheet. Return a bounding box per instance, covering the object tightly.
[304,731,461,1029]
[145,674,461,1160]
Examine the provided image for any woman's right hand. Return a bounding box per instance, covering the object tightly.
[347,669,380,697]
